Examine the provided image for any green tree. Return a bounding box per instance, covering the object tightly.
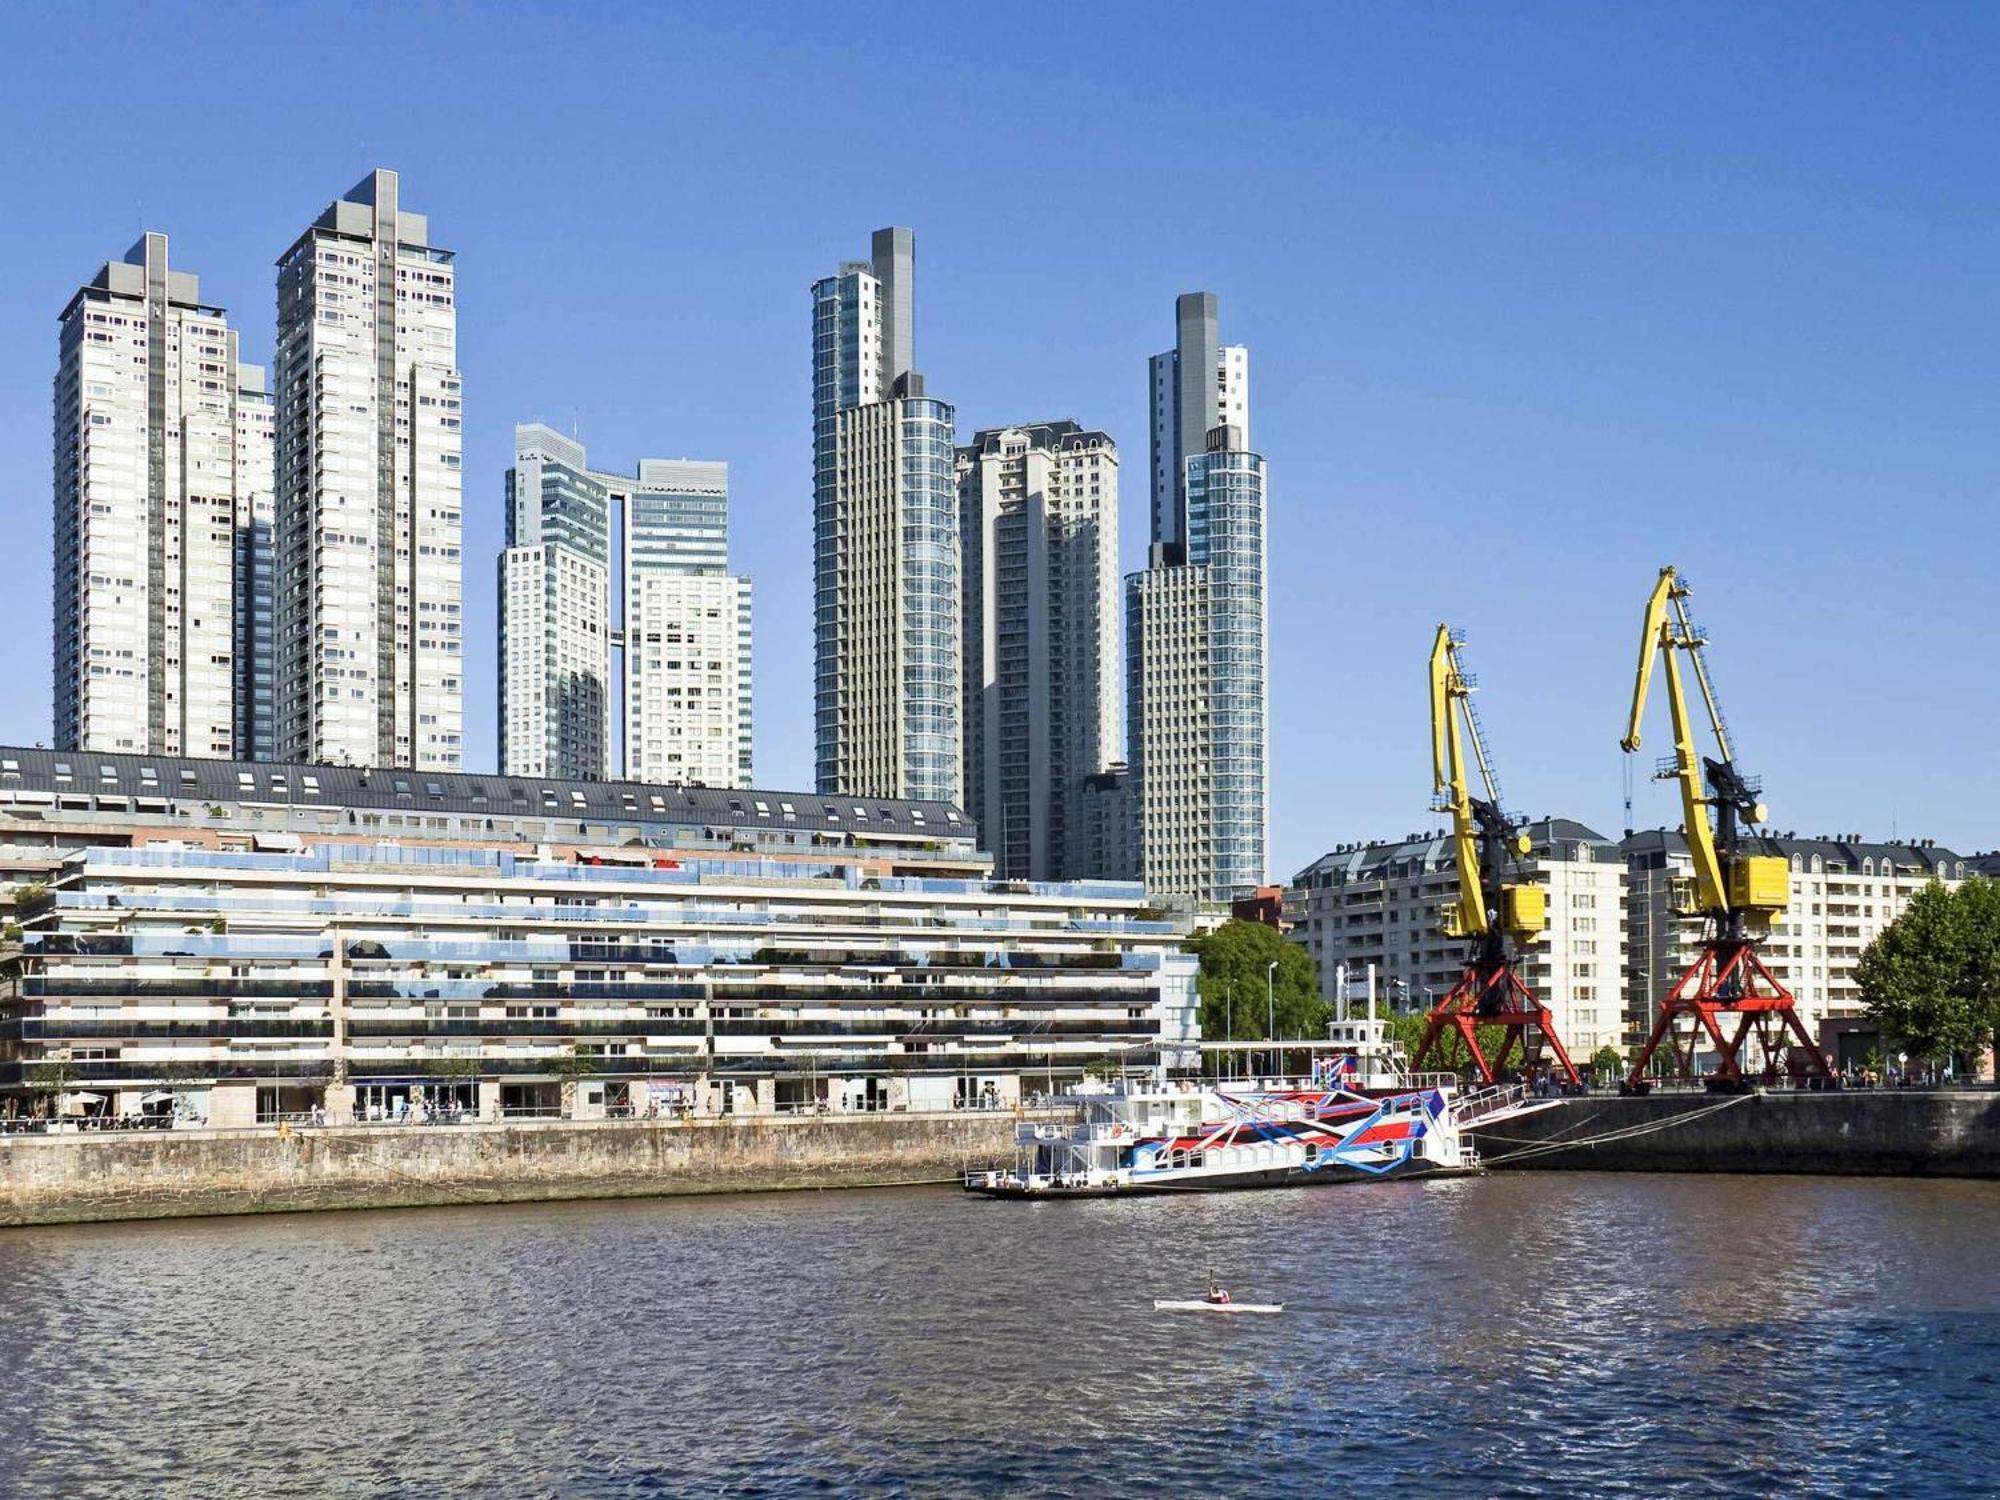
[1956,877,2000,1039]
[27,1049,75,1119]
[550,1043,597,1117]
[1386,1011,1510,1076]
[1589,1045,1626,1082]
[1185,920,1325,1045]
[1856,879,1993,1067]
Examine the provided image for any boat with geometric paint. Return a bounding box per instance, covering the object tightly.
[964,1072,1541,1198]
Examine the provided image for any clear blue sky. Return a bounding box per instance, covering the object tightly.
[1,2,1993,876]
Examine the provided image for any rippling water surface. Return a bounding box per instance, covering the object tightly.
[0,1173,1994,1496]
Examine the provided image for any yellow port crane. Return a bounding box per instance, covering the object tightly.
[1619,566,1829,1091]
[1409,625,1579,1088]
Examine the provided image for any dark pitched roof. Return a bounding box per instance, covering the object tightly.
[1618,826,1966,875]
[0,746,973,843]
[1292,816,1614,886]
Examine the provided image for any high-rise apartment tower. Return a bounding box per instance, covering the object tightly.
[499,425,751,786]
[811,228,960,804]
[957,421,1121,879]
[53,233,275,759]
[273,169,464,769]
[1147,292,1249,551]
[1127,293,1269,902]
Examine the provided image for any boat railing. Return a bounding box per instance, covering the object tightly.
[1451,1083,1527,1124]
[1404,1071,1460,1093]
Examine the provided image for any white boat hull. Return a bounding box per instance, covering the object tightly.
[1153,1300,1283,1315]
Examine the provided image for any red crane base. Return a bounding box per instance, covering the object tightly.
[1625,939,1832,1090]
[1409,960,1582,1088]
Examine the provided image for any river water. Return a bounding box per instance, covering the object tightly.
[0,1173,1994,1497]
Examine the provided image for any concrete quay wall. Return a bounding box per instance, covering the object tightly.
[0,1112,1028,1227]
[1472,1090,2000,1177]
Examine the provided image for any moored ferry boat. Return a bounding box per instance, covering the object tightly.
[965,1018,1549,1198]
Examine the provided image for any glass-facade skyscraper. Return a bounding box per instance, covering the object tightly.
[1126,293,1269,901]
[811,228,961,804]
[499,426,751,786]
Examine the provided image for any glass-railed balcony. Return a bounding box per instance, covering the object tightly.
[43,887,1173,938]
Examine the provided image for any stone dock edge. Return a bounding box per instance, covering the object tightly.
[0,1112,1028,1228]
[7,1093,1997,1228]
[1470,1090,2000,1178]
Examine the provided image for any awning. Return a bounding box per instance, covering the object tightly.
[580,848,654,866]
[252,832,304,852]
[140,1091,176,1105]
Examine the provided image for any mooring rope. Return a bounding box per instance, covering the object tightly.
[1477,1092,1754,1166]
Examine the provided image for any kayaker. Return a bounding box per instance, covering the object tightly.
[1206,1274,1231,1306]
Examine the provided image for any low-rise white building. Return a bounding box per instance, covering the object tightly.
[1620,829,1971,1046]
[1287,818,1627,1060]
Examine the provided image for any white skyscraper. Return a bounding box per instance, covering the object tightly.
[53,232,272,759]
[957,421,1121,879]
[499,426,751,786]
[274,169,464,769]
[812,228,961,804]
[623,459,752,788]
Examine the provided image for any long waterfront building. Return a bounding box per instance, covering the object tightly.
[54,233,275,762]
[811,228,961,805]
[500,425,752,786]
[0,746,1194,1126]
[274,169,465,771]
[957,421,1121,881]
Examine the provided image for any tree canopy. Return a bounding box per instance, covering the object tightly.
[1386,1011,1511,1077]
[1856,877,2000,1065]
[1184,920,1326,1042]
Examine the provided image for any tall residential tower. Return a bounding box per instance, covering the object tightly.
[811,228,960,804]
[273,169,464,769]
[1127,293,1269,902]
[499,425,751,786]
[957,421,1121,880]
[53,233,274,759]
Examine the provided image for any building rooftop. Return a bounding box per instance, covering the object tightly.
[1292,817,1615,887]
[0,746,974,846]
[1619,826,1968,875]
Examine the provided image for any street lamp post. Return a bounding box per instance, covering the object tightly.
[1266,960,1278,1081]
[1224,979,1233,1083]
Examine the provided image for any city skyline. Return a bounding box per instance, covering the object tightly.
[3,6,1994,878]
